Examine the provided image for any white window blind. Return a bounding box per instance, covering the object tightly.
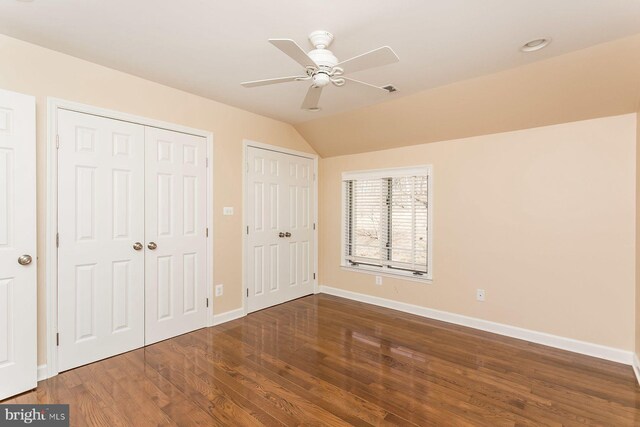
[343,166,431,278]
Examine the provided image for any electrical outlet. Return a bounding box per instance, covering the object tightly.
[476,289,485,302]
[215,284,224,297]
[223,207,234,216]
[375,276,382,285]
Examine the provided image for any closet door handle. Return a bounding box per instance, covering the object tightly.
[133,242,143,251]
[284,232,291,238]
[278,232,285,238]
[18,254,32,265]
[147,242,157,250]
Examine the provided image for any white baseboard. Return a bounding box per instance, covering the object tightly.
[213,307,245,326]
[633,354,640,386]
[37,364,49,382]
[320,285,634,365]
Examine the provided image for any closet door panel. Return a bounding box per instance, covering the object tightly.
[57,110,145,372]
[145,127,207,344]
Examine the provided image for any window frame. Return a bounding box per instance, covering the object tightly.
[341,165,433,282]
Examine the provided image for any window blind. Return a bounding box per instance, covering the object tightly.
[344,170,429,275]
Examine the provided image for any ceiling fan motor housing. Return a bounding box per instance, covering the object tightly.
[308,48,338,69]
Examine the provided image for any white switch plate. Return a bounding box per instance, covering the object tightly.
[223,207,234,216]
[215,284,224,296]
[375,276,382,285]
[476,289,485,302]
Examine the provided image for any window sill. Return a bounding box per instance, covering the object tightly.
[340,265,433,284]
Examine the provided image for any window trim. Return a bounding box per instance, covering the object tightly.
[341,165,433,282]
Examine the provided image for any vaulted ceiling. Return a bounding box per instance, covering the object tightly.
[1,0,640,156]
[296,34,640,156]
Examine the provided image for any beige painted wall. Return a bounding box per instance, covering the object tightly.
[320,114,636,351]
[0,34,316,364]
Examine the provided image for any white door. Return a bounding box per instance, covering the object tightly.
[57,110,145,372]
[0,89,36,400]
[144,127,207,345]
[246,147,314,313]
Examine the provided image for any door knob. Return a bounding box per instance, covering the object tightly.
[18,254,32,265]
[285,232,291,238]
[147,242,157,250]
[278,232,285,238]
[133,242,143,251]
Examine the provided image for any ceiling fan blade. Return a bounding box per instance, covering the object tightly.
[337,46,399,74]
[269,39,318,69]
[241,76,307,88]
[343,77,390,92]
[301,85,323,110]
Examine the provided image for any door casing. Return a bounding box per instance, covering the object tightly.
[45,98,214,379]
[242,140,319,316]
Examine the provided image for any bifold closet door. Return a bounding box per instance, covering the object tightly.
[246,147,314,313]
[57,110,145,372]
[0,89,36,400]
[144,127,207,345]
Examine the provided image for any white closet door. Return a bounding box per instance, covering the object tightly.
[144,127,207,345]
[57,110,145,372]
[0,89,36,400]
[247,147,314,313]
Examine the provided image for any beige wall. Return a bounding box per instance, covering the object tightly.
[0,34,316,364]
[320,114,636,351]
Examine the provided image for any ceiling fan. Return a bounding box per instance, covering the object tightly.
[241,30,399,111]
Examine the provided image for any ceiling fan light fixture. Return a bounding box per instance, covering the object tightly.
[312,72,331,87]
[520,38,551,52]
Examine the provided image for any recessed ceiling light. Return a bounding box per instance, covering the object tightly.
[520,38,551,52]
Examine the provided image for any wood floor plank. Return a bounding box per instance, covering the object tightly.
[3,294,639,425]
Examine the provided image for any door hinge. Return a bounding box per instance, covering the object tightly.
[246,226,249,235]
[246,289,249,297]
[206,298,209,308]
[313,273,316,280]
[313,223,316,230]
[56,333,59,346]
[206,157,209,167]
[56,233,59,248]
[56,135,59,149]
[313,173,316,181]
[206,227,209,237]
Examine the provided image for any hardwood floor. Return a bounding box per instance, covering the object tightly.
[4,294,640,426]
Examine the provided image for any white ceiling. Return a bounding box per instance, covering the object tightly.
[1,0,640,124]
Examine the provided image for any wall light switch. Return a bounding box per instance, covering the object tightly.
[476,289,486,302]
[375,276,383,285]
[215,284,224,297]
[223,207,234,216]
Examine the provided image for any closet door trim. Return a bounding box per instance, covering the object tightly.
[45,98,214,380]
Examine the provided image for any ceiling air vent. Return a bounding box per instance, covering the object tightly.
[382,85,397,93]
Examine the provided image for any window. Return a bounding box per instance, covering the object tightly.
[342,166,432,280]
